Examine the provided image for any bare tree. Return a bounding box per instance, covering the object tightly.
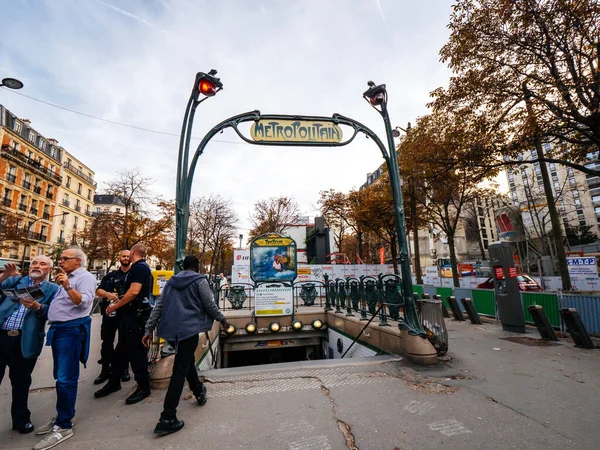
[248,196,300,239]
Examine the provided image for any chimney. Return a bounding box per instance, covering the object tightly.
[48,138,59,145]
[21,119,31,124]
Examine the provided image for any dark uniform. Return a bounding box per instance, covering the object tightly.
[107,259,153,389]
[97,268,128,379]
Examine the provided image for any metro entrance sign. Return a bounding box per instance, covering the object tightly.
[250,119,343,143]
[174,71,425,337]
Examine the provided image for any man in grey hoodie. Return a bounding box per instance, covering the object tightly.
[143,255,229,436]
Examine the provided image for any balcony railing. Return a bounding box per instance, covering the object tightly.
[62,199,70,207]
[30,207,38,215]
[85,210,92,216]
[25,231,47,242]
[6,173,16,183]
[58,237,65,244]
[63,162,97,187]
[2,198,11,207]
[18,203,27,212]
[22,181,31,190]
[1,145,62,183]
[46,191,53,199]
[75,205,81,212]
[43,212,50,220]
[33,186,42,194]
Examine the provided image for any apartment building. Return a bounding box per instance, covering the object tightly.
[51,150,97,246]
[506,144,599,241]
[0,105,63,268]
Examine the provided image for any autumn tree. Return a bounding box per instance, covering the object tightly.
[186,195,238,275]
[0,214,27,252]
[248,196,300,239]
[400,113,497,287]
[78,169,174,268]
[432,0,600,176]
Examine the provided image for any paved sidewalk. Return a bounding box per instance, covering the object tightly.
[1,316,599,449]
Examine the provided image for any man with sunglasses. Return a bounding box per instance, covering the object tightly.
[32,247,96,450]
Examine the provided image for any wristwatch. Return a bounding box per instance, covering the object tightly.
[35,303,43,311]
[65,285,73,292]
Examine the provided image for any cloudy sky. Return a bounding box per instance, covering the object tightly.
[0,0,459,239]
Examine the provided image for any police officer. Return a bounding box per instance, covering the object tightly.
[93,250,131,385]
[94,243,153,404]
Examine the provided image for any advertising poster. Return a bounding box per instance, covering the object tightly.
[231,265,250,284]
[250,233,297,283]
[255,286,294,316]
[233,249,250,266]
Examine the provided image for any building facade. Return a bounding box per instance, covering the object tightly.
[50,150,96,246]
[0,105,63,267]
[506,144,599,245]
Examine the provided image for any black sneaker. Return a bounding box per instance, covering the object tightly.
[194,385,207,406]
[125,387,150,405]
[94,382,121,398]
[154,418,184,437]
[94,370,110,385]
[121,370,131,382]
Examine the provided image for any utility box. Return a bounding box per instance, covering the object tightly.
[489,241,525,333]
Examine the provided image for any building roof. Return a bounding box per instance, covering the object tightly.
[94,194,125,206]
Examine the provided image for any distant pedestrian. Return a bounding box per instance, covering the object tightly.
[33,247,96,450]
[0,257,58,435]
[219,273,229,299]
[94,244,153,405]
[143,255,229,436]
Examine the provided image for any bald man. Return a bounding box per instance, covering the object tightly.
[0,257,59,434]
[94,243,153,405]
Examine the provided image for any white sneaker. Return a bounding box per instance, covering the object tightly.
[35,417,75,435]
[33,425,73,450]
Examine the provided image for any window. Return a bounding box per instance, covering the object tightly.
[567,168,574,176]
[13,121,22,133]
[580,219,587,227]
[49,164,55,175]
[73,217,78,229]
[76,199,80,208]
[553,182,560,189]
[595,207,600,214]
[572,190,580,198]
[534,166,541,174]
[77,183,82,195]
[59,230,64,240]
[508,173,514,182]
[28,130,36,143]
[84,221,88,230]
[116,207,121,213]
[518,153,523,161]
[577,209,585,217]
[24,173,30,183]
[39,140,46,150]
[569,177,576,185]
[593,195,600,203]
[87,189,91,200]
[96,207,101,213]
[66,176,71,188]
[512,192,518,201]
[531,150,537,158]
[3,188,11,200]
[549,163,556,171]
[575,198,582,207]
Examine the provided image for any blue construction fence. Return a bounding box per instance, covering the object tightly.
[413,285,600,336]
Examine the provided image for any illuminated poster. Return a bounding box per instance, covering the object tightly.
[250,233,297,283]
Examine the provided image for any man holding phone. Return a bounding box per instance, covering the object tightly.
[0,257,59,435]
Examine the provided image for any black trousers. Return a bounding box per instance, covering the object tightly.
[109,309,150,389]
[161,334,203,420]
[99,313,122,371]
[0,331,38,426]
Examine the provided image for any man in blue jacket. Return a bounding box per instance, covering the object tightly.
[142,255,229,437]
[0,257,59,434]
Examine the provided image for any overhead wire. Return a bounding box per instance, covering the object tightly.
[1,87,246,145]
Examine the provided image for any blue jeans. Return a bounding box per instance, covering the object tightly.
[51,324,85,429]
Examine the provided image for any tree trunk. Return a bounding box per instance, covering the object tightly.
[448,232,460,287]
[411,185,423,284]
[357,232,363,261]
[523,83,572,290]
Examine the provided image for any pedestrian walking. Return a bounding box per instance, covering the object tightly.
[219,273,229,298]
[33,247,96,450]
[93,250,131,385]
[143,255,229,436]
[94,243,153,404]
[0,257,59,435]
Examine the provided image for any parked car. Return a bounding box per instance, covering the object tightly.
[476,274,543,291]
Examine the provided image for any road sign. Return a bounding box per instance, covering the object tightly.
[250,119,343,143]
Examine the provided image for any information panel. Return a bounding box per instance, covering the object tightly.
[255,286,293,317]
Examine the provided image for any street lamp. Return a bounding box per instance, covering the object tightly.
[175,70,223,272]
[363,81,418,329]
[238,234,243,250]
[21,212,69,270]
[1,77,24,90]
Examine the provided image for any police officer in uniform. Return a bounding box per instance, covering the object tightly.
[93,250,131,385]
[94,243,153,404]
